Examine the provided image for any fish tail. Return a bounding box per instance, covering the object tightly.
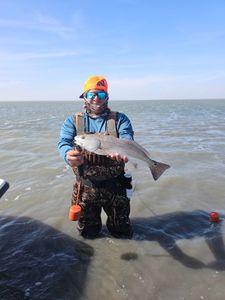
[150,160,170,181]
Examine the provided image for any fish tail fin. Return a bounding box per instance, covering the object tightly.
[150,160,170,181]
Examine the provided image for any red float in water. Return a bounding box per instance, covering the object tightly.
[210,212,220,223]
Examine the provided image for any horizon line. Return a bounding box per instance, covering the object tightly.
[0,98,225,102]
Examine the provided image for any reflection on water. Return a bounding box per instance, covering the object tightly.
[0,216,93,300]
[131,210,225,270]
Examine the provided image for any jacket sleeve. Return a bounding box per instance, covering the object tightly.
[57,115,76,164]
[117,112,134,140]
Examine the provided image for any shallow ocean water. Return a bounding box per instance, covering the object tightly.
[1,99,225,299]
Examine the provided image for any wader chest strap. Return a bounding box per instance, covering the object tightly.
[74,112,84,135]
[106,111,118,137]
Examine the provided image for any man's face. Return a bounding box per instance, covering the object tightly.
[84,89,108,114]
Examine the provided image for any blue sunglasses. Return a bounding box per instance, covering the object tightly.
[85,91,108,101]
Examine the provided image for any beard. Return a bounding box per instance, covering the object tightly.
[85,100,108,115]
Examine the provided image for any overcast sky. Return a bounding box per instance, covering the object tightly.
[0,0,225,101]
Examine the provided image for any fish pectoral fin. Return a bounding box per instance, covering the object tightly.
[84,139,101,152]
[150,160,170,181]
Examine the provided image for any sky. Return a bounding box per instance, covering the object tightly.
[0,0,225,101]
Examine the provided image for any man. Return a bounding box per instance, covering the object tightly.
[58,76,134,238]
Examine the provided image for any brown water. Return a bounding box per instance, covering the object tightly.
[1,100,225,299]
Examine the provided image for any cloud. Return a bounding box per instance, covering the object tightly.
[0,14,74,38]
[0,79,24,88]
[0,80,77,101]
[110,75,183,89]
[0,50,79,61]
[33,13,74,38]
[1,73,225,101]
[109,74,225,100]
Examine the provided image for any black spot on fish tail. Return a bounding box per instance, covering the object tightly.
[150,160,170,180]
[120,252,138,260]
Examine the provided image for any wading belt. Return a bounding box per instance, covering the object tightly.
[76,171,131,189]
[76,176,116,188]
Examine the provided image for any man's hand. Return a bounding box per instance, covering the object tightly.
[108,153,128,163]
[66,148,84,167]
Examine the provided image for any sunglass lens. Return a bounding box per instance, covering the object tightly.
[85,92,95,99]
[98,92,107,100]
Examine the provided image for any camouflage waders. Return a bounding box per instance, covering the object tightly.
[72,155,132,238]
